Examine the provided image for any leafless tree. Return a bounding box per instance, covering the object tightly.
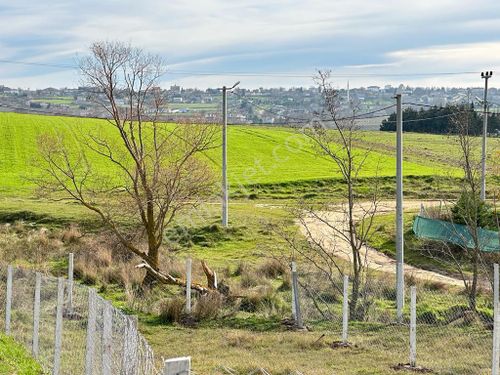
[284,71,381,319]
[421,107,491,311]
[34,41,217,287]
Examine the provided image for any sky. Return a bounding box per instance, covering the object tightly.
[1,0,500,89]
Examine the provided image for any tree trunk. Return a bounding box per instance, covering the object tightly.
[142,247,160,288]
[468,250,479,311]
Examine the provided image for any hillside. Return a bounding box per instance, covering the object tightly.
[0,112,483,196]
[0,334,43,375]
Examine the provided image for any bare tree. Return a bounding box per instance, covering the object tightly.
[286,71,381,319]
[34,41,216,286]
[421,106,491,311]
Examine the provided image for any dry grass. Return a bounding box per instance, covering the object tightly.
[257,259,288,279]
[157,297,186,323]
[193,292,224,321]
[142,324,492,374]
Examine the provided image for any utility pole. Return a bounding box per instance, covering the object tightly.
[395,93,404,321]
[481,71,493,201]
[221,81,240,227]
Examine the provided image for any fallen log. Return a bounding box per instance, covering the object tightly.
[136,262,210,294]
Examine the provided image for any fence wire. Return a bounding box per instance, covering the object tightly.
[3,266,158,375]
[296,266,493,374]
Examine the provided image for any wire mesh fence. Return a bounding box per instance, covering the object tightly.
[294,264,494,374]
[1,265,158,375]
[2,257,500,374]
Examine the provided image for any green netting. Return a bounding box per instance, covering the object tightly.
[412,215,500,252]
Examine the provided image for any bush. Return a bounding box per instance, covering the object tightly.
[193,292,224,321]
[157,297,185,323]
[452,192,495,229]
[240,271,261,288]
[239,286,283,314]
[258,259,288,279]
[233,262,249,277]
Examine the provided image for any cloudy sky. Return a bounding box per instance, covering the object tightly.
[1,0,500,89]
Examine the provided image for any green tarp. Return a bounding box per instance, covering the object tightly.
[412,215,500,252]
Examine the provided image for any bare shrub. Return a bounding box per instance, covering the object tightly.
[233,261,249,276]
[60,224,82,244]
[193,292,224,321]
[258,259,288,279]
[239,286,284,315]
[240,270,263,288]
[157,297,185,323]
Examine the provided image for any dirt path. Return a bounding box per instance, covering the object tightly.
[298,200,464,287]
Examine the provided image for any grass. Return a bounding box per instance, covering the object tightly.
[364,211,475,277]
[139,323,491,374]
[0,334,43,375]
[0,111,477,196]
[365,211,449,273]
[0,203,494,374]
[1,110,498,373]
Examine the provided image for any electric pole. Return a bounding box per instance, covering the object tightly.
[221,81,240,227]
[480,71,493,201]
[395,93,404,321]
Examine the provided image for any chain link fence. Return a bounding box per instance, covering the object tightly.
[0,265,158,375]
[294,264,494,374]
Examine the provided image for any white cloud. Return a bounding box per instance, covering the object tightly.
[1,0,500,88]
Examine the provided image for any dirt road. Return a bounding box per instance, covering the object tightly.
[298,200,464,287]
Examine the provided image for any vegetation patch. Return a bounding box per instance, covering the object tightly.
[0,334,43,375]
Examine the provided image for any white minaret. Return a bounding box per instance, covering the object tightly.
[347,80,350,102]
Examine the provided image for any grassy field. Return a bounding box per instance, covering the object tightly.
[0,334,43,375]
[0,111,488,196]
[1,111,498,374]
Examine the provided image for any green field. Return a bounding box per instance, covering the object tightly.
[1,111,499,374]
[0,111,487,196]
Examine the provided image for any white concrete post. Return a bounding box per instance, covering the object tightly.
[291,263,296,321]
[291,262,303,328]
[102,301,113,375]
[32,272,41,358]
[342,275,349,344]
[410,286,417,368]
[85,289,97,375]
[67,253,74,311]
[186,258,192,314]
[163,356,191,375]
[53,277,65,375]
[213,271,218,290]
[492,264,499,375]
[5,265,12,335]
[395,93,405,322]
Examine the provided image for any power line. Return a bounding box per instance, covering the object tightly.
[231,90,394,124]
[0,59,76,70]
[0,58,492,79]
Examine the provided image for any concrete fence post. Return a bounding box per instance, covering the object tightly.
[85,289,97,375]
[291,262,303,328]
[67,253,74,311]
[163,356,191,375]
[32,272,42,358]
[186,258,192,314]
[342,275,349,344]
[102,301,113,375]
[53,277,65,375]
[409,285,417,368]
[291,263,296,321]
[492,263,499,375]
[5,265,12,335]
